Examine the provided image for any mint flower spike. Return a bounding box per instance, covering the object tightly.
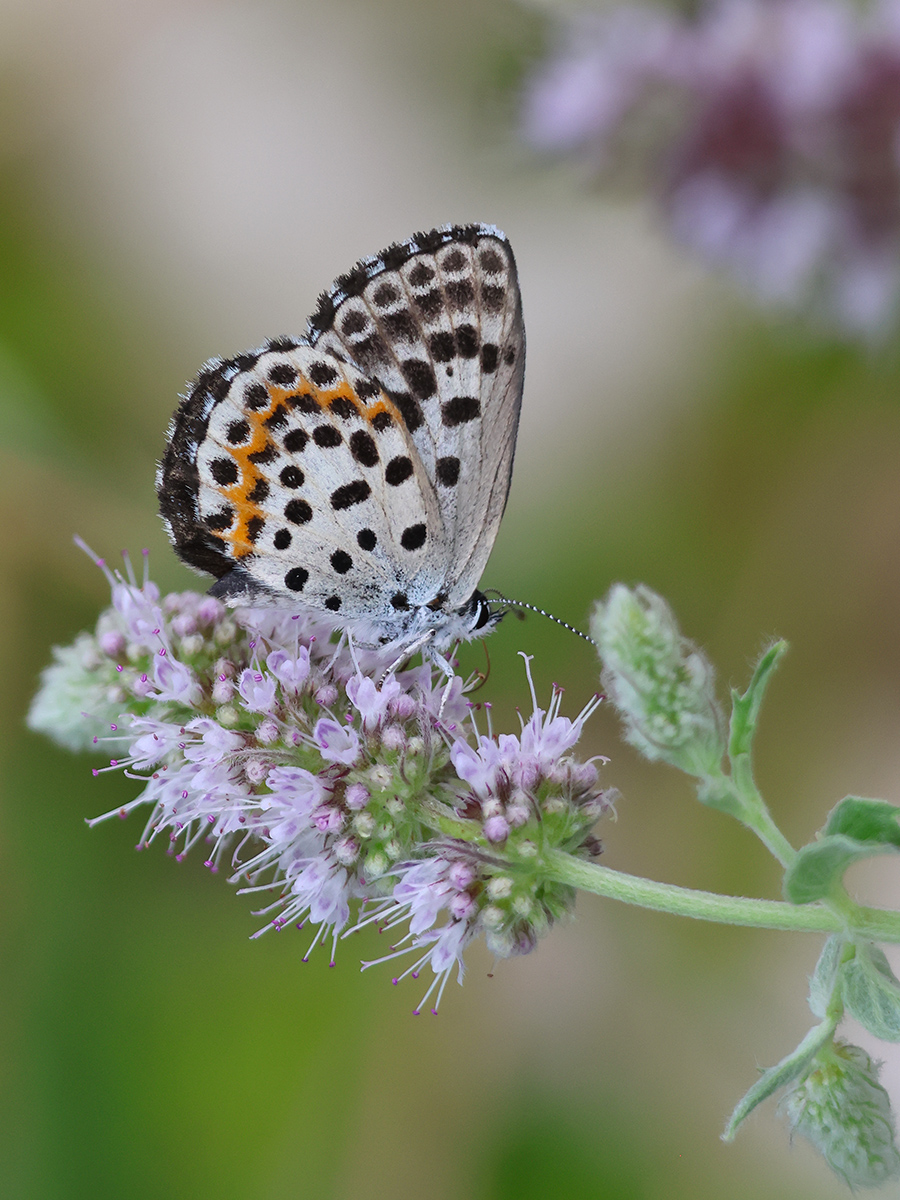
[591,584,725,779]
[29,547,611,1008]
[522,0,900,337]
[784,1041,900,1188]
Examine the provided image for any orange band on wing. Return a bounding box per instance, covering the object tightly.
[209,371,396,558]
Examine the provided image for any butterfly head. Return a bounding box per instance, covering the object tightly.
[423,588,503,651]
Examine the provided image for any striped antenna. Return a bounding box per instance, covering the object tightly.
[487,593,597,647]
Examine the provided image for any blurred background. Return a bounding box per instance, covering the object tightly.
[6,0,900,1196]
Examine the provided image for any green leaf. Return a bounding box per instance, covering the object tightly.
[785,835,898,904]
[727,640,787,762]
[843,944,900,1043]
[723,1019,837,1142]
[823,796,900,849]
[809,937,848,1019]
[783,796,900,904]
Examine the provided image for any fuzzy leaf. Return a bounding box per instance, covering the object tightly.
[844,945,900,1043]
[809,936,847,1019]
[784,834,898,905]
[728,641,787,761]
[723,1019,837,1141]
[823,796,900,849]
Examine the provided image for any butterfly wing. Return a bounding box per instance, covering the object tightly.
[306,223,525,609]
[159,338,453,625]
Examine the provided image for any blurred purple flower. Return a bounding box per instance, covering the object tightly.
[523,0,900,335]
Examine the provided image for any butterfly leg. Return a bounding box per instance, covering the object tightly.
[426,645,464,723]
[380,629,437,682]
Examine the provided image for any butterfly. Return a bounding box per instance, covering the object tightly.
[157,223,525,656]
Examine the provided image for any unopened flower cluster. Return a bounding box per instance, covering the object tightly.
[28,551,609,1013]
[524,0,900,335]
[784,1041,900,1187]
[592,584,724,779]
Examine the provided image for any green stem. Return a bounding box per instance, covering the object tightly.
[729,763,797,868]
[543,850,900,942]
[741,809,797,869]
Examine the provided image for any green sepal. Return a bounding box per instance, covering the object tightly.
[723,1018,837,1142]
[784,797,900,904]
[808,936,848,1019]
[823,796,900,848]
[727,640,787,762]
[843,943,900,1043]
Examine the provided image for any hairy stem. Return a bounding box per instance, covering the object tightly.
[543,850,900,941]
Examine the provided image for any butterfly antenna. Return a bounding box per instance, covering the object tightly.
[487,593,597,647]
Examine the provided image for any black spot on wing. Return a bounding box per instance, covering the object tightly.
[441,248,466,272]
[384,310,417,341]
[385,391,423,433]
[479,248,504,274]
[436,456,460,486]
[372,282,399,307]
[401,524,426,551]
[244,381,270,410]
[429,331,455,363]
[287,392,319,415]
[264,404,289,431]
[279,465,304,488]
[401,359,436,400]
[354,377,381,401]
[313,425,342,448]
[413,289,442,320]
[329,396,357,420]
[285,499,313,524]
[248,442,280,465]
[481,344,499,373]
[385,456,413,486]
[268,362,298,388]
[211,458,238,486]
[341,310,367,335]
[205,506,234,531]
[442,397,480,426]
[285,567,308,592]
[308,360,339,388]
[226,420,250,444]
[331,480,371,509]
[408,262,434,287]
[445,278,475,309]
[350,430,379,467]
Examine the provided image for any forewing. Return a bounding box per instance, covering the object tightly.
[158,339,449,623]
[307,223,525,607]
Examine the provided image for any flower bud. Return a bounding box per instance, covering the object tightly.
[784,1041,900,1188]
[591,584,724,777]
[99,631,126,658]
